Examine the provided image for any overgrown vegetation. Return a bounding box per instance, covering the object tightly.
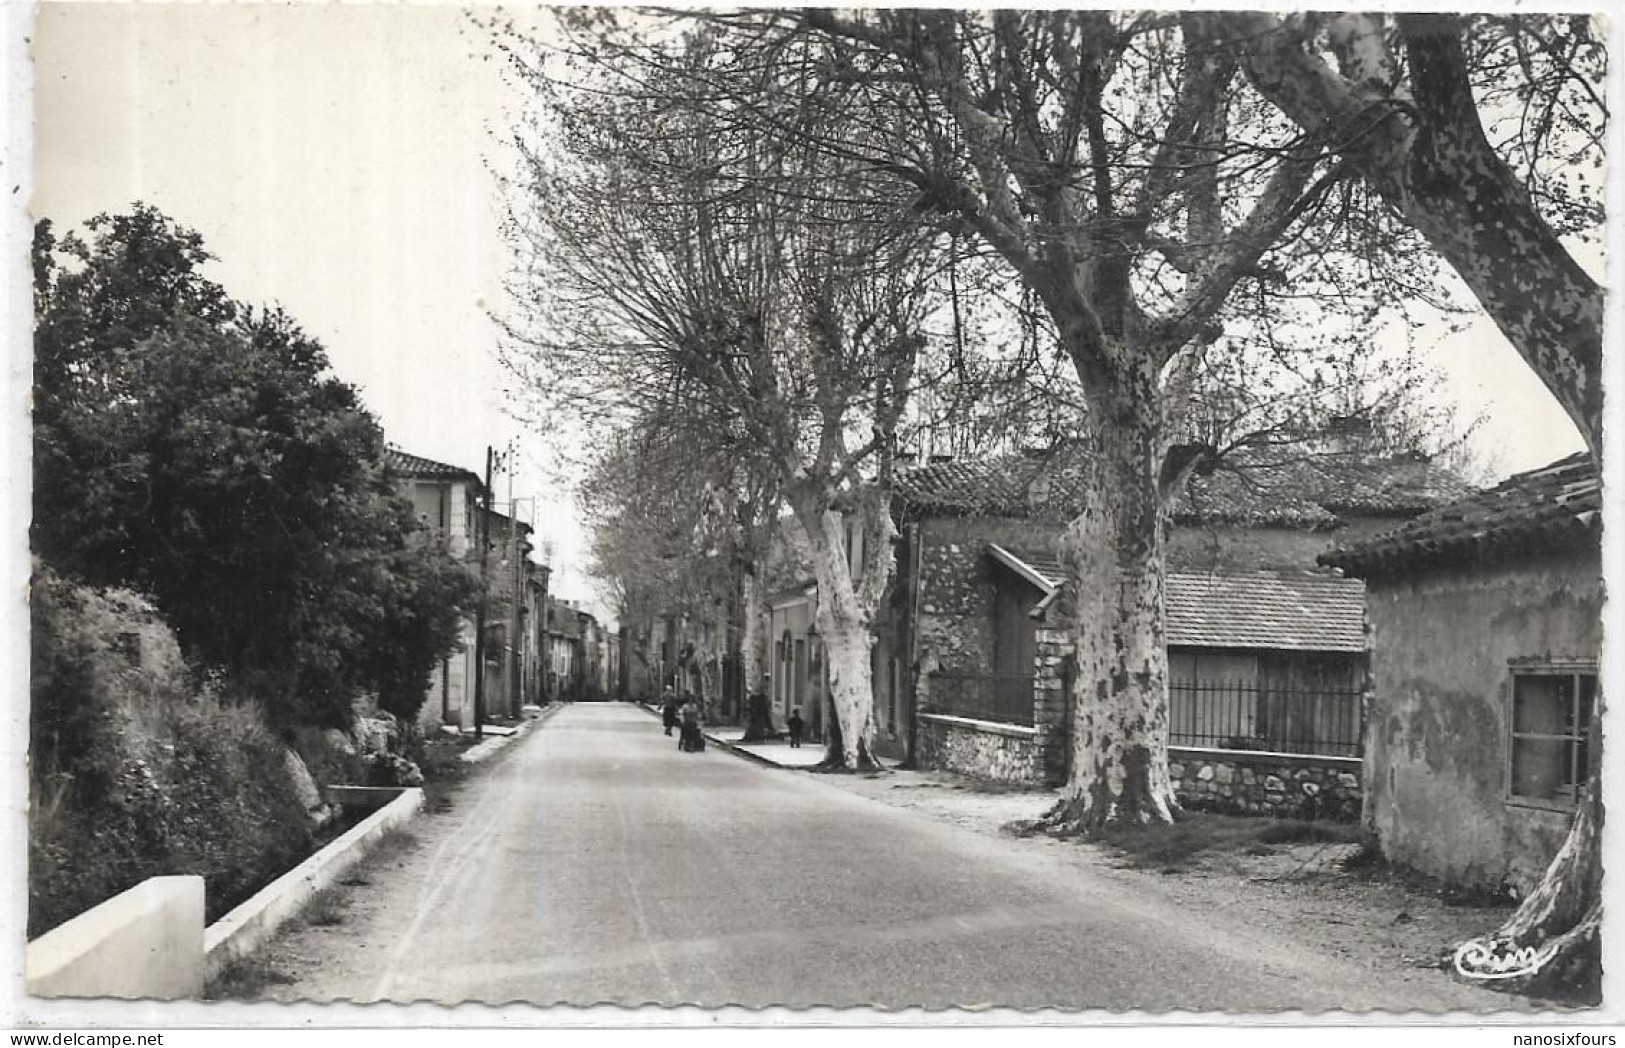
[203,954,296,1001]
[409,733,477,814]
[28,568,315,936]
[28,205,476,937]
[1090,813,1364,872]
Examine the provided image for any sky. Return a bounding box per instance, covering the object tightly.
[28,1,613,616]
[26,2,1604,625]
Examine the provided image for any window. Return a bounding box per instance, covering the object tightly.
[1509,663,1597,807]
[793,638,808,711]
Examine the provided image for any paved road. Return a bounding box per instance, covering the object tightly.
[264,702,1505,1012]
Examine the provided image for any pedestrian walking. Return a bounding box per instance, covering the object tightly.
[661,688,679,736]
[679,695,704,753]
[787,707,805,748]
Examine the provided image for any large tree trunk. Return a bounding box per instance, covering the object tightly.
[1452,789,1602,1002]
[738,567,778,743]
[1209,16,1605,994]
[817,598,881,771]
[1038,421,1181,833]
[785,497,889,772]
[740,567,762,689]
[1451,723,1603,1003]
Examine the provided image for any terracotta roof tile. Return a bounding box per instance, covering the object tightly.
[894,444,1472,529]
[384,447,482,486]
[1320,452,1599,576]
[1165,572,1366,652]
[990,548,1367,653]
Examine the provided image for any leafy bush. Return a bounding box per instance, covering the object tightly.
[29,569,314,936]
[33,207,476,731]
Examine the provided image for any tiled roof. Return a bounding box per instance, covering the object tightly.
[1182,450,1476,525]
[991,546,1066,588]
[384,447,482,486]
[1320,452,1600,576]
[894,444,1473,529]
[1165,571,1366,652]
[990,547,1367,653]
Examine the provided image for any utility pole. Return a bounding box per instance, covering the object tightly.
[505,480,524,719]
[471,445,495,740]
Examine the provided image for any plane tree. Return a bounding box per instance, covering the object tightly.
[495,35,953,769]
[1203,11,1607,999]
[579,411,779,716]
[503,11,1598,838]
[561,9,1438,826]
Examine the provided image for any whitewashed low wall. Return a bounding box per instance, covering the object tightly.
[204,786,423,981]
[27,875,205,1000]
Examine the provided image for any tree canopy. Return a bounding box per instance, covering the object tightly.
[33,205,477,728]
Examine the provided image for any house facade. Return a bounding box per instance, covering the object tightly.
[765,582,834,743]
[544,596,584,699]
[386,448,484,735]
[387,447,549,731]
[758,512,908,751]
[1321,453,1601,891]
[885,444,1474,815]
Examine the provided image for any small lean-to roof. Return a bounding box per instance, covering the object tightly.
[384,447,483,489]
[1164,571,1366,653]
[1320,452,1600,577]
[894,445,1473,529]
[990,546,1366,653]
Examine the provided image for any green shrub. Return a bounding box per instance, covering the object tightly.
[28,569,314,936]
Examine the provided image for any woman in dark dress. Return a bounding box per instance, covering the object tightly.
[679,696,703,752]
[661,688,680,736]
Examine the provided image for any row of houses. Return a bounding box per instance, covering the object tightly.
[698,441,1599,898]
[385,448,622,734]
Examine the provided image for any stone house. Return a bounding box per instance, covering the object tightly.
[1320,452,1601,891]
[386,448,484,734]
[544,596,585,699]
[484,505,537,720]
[885,444,1475,816]
[387,447,546,730]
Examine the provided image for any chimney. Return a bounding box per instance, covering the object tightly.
[1321,414,1374,454]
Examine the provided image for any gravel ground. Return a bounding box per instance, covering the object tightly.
[819,767,1523,985]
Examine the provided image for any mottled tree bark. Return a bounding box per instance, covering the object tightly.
[1207,11,1606,996]
[1210,12,1604,459]
[785,493,892,773]
[1450,728,1603,1001]
[738,568,777,742]
[1039,395,1182,831]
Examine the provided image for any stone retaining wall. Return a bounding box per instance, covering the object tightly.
[917,713,1044,784]
[204,786,424,981]
[1170,746,1362,821]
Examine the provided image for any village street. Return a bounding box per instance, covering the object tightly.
[248,703,1508,1012]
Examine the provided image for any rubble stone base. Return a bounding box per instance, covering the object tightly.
[1170,746,1362,821]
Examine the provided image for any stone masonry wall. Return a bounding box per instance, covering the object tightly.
[917,715,1044,784]
[1170,747,1362,821]
[1031,627,1070,785]
[914,515,1063,677]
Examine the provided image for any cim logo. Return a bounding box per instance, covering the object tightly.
[1452,936,1560,980]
